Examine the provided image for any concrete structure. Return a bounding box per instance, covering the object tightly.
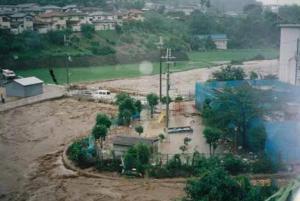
[279,24,300,85]
[112,136,159,157]
[5,77,43,97]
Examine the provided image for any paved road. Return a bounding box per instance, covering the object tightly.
[0,85,66,112]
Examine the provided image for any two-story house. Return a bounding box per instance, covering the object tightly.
[64,11,88,32]
[37,12,66,32]
[88,11,117,31]
[10,13,33,34]
[37,11,88,33]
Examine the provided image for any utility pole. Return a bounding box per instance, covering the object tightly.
[157,36,164,101]
[162,48,175,134]
[64,34,71,86]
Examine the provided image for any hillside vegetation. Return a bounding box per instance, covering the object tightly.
[1,3,299,67]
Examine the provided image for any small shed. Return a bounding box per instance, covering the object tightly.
[6,77,43,97]
[113,136,159,157]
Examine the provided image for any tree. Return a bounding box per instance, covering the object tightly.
[158,133,165,142]
[46,30,65,46]
[135,125,144,136]
[161,96,172,104]
[123,143,150,174]
[203,127,222,155]
[81,24,95,39]
[118,109,132,126]
[250,71,258,80]
[247,125,267,153]
[115,92,130,105]
[116,93,138,126]
[147,93,159,118]
[134,100,142,114]
[92,124,108,148]
[184,168,246,201]
[202,84,270,152]
[212,66,246,81]
[205,37,216,50]
[96,113,111,128]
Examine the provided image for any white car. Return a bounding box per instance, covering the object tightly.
[2,69,16,79]
[92,90,112,99]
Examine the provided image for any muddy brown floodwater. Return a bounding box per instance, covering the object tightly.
[0,61,278,201]
[0,98,184,201]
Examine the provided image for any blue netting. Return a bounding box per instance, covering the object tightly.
[265,121,300,163]
[195,80,300,163]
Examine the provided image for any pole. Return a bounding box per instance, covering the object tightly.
[166,57,170,130]
[64,34,70,86]
[157,36,164,101]
[67,57,69,85]
[159,47,162,101]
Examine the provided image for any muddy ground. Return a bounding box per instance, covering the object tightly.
[0,60,278,201]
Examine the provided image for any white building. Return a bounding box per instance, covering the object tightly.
[279,24,300,85]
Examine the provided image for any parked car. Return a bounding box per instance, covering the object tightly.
[1,69,16,80]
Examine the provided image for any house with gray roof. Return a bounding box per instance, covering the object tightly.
[198,34,228,50]
[5,77,44,97]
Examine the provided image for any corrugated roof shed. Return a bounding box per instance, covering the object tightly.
[14,77,43,86]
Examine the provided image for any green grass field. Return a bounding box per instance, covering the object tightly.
[15,49,279,84]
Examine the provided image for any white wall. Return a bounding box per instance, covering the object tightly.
[279,27,300,85]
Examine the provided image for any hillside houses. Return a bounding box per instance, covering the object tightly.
[0,4,144,34]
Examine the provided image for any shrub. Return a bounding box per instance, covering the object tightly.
[124,143,151,174]
[231,59,244,65]
[222,154,248,175]
[81,24,95,39]
[67,138,95,168]
[148,166,171,178]
[250,54,265,60]
[251,155,278,174]
[96,158,122,172]
[166,154,182,170]
[46,30,65,46]
[90,44,116,55]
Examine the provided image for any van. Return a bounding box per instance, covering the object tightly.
[92,90,112,99]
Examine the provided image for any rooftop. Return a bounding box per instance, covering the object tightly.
[14,77,43,86]
[280,24,300,28]
[113,136,158,147]
[10,13,30,18]
[198,34,228,40]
